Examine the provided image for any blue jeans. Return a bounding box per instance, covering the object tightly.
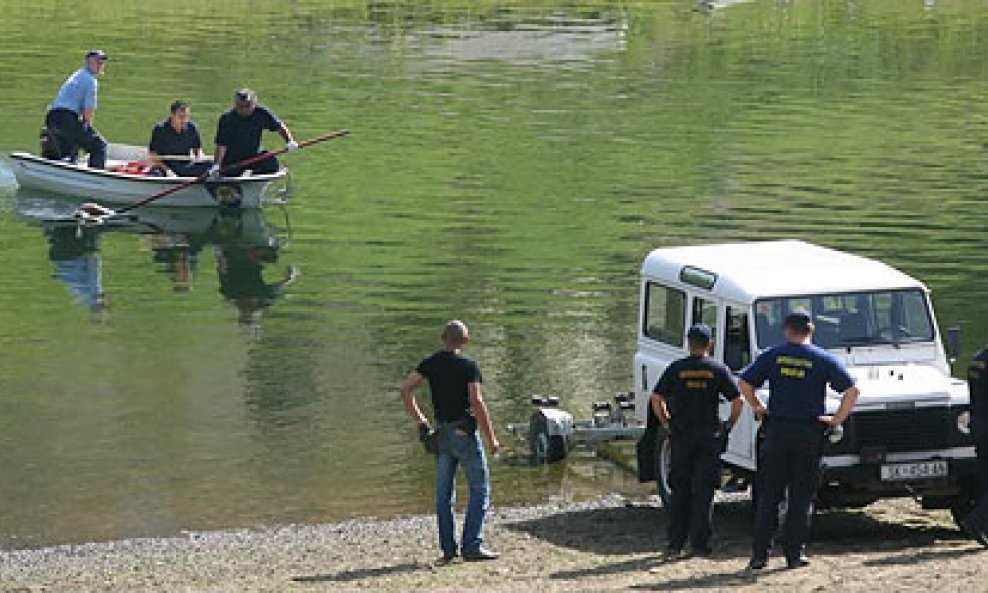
[752,418,826,563]
[435,422,490,558]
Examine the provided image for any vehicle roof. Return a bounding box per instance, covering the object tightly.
[641,240,927,303]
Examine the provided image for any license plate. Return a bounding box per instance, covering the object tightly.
[880,460,949,481]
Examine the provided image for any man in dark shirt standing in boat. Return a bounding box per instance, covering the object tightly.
[399,320,501,564]
[149,100,211,178]
[45,49,108,169]
[209,88,298,177]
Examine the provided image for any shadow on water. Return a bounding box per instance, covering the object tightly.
[15,191,296,328]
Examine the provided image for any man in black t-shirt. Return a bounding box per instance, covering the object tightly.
[149,100,210,177]
[399,320,501,564]
[652,323,742,557]
[209,88,298,177]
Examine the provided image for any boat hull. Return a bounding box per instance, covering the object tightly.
[8,152,287,208]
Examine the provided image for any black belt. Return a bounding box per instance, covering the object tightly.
[768,415,821,424]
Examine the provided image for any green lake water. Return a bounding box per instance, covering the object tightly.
[1,0,987,548]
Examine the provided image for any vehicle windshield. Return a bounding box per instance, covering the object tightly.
[754,289,934,350]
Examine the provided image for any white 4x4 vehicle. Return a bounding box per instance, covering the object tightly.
[634,240,978,524]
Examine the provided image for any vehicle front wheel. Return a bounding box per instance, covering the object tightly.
[948,485,978,532]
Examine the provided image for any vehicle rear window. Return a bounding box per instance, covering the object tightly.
[644,283,686,347]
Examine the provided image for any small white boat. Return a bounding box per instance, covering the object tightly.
[7,151,288,208]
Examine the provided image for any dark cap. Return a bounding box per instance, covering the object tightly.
[687,323,712,344]
[234,88,257,103]
[85,49,108,60]
[783,310,813,332]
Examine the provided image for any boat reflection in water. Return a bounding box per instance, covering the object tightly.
[17,192,297,327]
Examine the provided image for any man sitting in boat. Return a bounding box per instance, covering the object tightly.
[148,100,211,178]
[44,49,108,169]
[208,88,299,178]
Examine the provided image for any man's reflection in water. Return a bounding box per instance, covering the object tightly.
[210,211,299,328]
[149,233,204,294]
[45,224,108,323]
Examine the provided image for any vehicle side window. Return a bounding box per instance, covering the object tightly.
[644,283,686,346]
[724,306,751,371]
[691,296,718,338]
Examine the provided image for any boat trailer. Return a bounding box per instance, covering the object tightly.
[508,392,646,463]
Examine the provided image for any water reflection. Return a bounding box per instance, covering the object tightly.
[17,194,295,327]
[44,224,106,322]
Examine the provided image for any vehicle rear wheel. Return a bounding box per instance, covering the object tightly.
[656,431,673,507]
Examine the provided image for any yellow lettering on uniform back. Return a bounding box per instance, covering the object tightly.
[776,356,814,369]
[679,370,715,379]
[780,367,806,378]
[685,380,708,389]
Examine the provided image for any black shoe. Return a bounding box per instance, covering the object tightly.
[786,554,811,569]
[690,546,713,557]
[746,558,767,572]
[463,548,499,561]
[434,555,457,566]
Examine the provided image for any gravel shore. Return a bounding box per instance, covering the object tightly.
[2,492,986,592]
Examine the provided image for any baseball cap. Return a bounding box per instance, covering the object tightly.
[687,323,712,344]
[783,310,813,331]
[85,49,108,60]
[235,88,257,103]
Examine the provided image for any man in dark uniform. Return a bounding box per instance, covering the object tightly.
[739,310,859,571]
[963,345,988,546]
[399,320,501,564]
[209,88,298,177]
[149,100,211,177]
[652,323,742,557]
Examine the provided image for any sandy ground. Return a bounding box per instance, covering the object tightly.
[2,492,986,592]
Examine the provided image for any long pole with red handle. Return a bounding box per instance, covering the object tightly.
[91,129,350,217]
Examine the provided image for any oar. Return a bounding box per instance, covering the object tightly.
[145,154,212,162]
[80,129,349,220]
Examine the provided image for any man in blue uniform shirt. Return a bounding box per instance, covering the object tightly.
[209,88,298,177]
[149,100,210,178]
[739,310,859,570]
[652,323,742,557]
[45,49,108,168]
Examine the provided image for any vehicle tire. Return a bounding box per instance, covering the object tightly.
[529,411,567,464]
[948,483,978,532]
[655,430,673,508]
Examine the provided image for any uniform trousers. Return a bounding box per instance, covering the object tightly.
[751,417,826,563]
[45,108,106,169]
[966,418,988,530]
[667,428,723,551]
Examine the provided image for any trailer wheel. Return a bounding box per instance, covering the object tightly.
[530,411,567,463]
[656,431,673,507]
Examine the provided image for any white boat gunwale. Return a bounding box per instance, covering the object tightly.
[7,151,289,208]
[8,151,285,183]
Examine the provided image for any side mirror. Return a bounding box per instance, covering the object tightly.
[946,327,962,364]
